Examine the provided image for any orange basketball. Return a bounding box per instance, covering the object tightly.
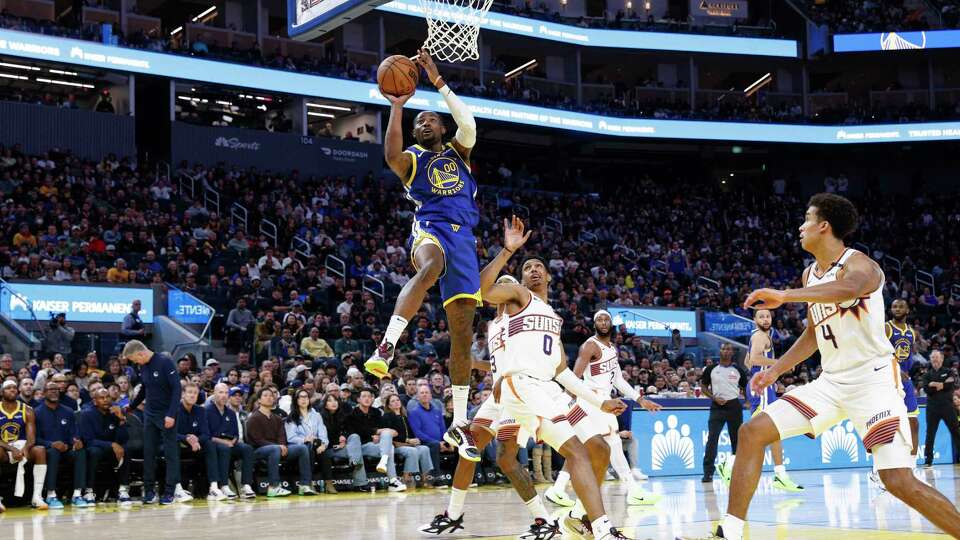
[377,55,419,97]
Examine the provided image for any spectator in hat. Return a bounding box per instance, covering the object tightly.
[339,383,356,408]
[334,325,361,361]
[204,383,256,499]
[300,326,336,365]
[204,358,222,384]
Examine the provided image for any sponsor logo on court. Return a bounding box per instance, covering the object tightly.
[820,420,859,464]
[651,415,694,470]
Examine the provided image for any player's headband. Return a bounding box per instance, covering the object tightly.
[496,275,519,284]
[594,310,612,322]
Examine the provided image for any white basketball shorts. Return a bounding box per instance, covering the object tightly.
[499,374,577,450]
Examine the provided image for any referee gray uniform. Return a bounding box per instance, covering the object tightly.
[701,359,747,479]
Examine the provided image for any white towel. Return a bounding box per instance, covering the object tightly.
[7,440,27,497]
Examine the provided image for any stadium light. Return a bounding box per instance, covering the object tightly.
[505,59,537,81]
[170,26,183,36]
[36,77,95,89]
[743,73,772,97]
[49,69,78,76]
[307,112,336,118]
[193,6,217,22]
[307,103,352,111]
[0,62,40,71]
[0,72,28,80]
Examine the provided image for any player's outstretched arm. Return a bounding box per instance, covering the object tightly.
[479,216,531,306]
[744,253,880,310]
[416,48,476,160]
[383,92,413,182]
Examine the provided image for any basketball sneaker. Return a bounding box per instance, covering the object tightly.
[518,517,561,539]
[364,343,394,379]
[443,423,481,462]
[596,528,633,540]
[717,460,733,486]
[626,486,662,506]
[560,512,593,540]
[544,486,575,507]
[772,474,804,493]
[419,511,465,535]
[678,525,728,539]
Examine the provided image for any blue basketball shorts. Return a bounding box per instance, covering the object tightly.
[408,220,481,307]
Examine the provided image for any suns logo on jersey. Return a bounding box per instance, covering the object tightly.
[426,157,464,196]
[809,302,839,327]
[489,327,506,355]
[508,315,562,337]
[590,358,617,376]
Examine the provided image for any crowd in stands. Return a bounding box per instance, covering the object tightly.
[803,0,932,33]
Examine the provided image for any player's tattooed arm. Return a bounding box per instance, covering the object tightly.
[479,216,532,307]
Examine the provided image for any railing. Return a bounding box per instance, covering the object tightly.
[579,230,597,244]
[545,217,563,235]
[166,282,215,360]
[916,270,936,296]
[697,276,721,295]
[513,204,530,218]
[178,170,196,200]
[0,277,44,343]
[952,284,960,302]
[325,254,346,278]
[292,236,312,259]
[155,160,170,182]
[260,218,278,248]
[651,259,668,276]
[854,242,870,257]
[883,255,902,283]
[614,244,638,263]
[204,185,220,216]
[363,275,386,301]
[231,202,248,234]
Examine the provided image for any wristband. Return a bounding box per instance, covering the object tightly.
[433,76,446,89]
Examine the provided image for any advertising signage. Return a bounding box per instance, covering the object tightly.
[607,306,697,339]
[0,282,153,324]
[167,289,212,325]
[2,29,960,143]
[834,30,960,53]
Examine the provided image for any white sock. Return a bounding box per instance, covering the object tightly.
[32,465,46,500]
[72,489,81,498]
[524,495,550,521]
[571,498,586,520]
[452,385,469,425]
[553,470,571,492]
[720,514,744,540]
[384,316,408,347]
[46,490,56,499]
[605,434,636,490]
[774,465,786,477]
[210,482,219,491]
[447,487,467,520]
[726,454,736,466]
[591,515,613,537]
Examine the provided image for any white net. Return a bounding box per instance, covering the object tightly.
[419,0,493,63]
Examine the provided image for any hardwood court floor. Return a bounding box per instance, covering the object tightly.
[2,465,958,539]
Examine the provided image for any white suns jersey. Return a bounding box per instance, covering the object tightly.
[805,249,894,375]
[582,336,620,397]
[498,293,563,380]
[486,315,508,383]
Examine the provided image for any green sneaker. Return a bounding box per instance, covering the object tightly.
[772,474,804,492]
[544,486,575,507]
[626,486,662,506]
[717,460,733,486]
[267,486,291,497]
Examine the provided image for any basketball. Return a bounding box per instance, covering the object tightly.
[377,55,419,97]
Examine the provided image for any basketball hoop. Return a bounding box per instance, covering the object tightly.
[419,0,493,63]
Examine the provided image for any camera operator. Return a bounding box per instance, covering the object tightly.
[43,313,75,362]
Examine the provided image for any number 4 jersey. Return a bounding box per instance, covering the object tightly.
[497,292,563,381]
[805,248,894,377]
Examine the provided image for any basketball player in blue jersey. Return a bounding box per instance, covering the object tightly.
[1,379,49,509]
[737,309,803,492]
[886,299,919,458]
[365,48,481,461]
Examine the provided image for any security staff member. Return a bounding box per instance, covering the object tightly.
[121,299,148,338]
[922,349,960,467]
[701,343,748,483]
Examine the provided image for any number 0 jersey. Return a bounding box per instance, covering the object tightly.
[498,293,563,381]
[581,336,620,397]
[403,143,479,229]
[804,249,894,376]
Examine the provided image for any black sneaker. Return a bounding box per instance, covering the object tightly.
[519,518,561,539]
[597,527,633,540]
[418,512,465,535]
[701,474,713,483]
[443,423,480,462]
[676,525,728,539]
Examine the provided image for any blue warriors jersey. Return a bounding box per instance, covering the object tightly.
[403,143,479,229]
[1,401,27,443]
[886,321,919,416]
[746,329,777,411]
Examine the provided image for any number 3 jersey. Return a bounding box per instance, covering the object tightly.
[805,248,894,377]
[496,293,563,381]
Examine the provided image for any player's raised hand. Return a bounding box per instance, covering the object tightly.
[601,398,628,415]
[415,48,441,86]
[383,91,414,107]
[503,215,532,253]
[639,398,662,412]
[750,368,778,396]
[743,288,786,310]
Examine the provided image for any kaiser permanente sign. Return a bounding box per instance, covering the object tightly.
[3,29,960,144]
[0,282,153,324]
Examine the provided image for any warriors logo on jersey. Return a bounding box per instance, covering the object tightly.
[1,401,26,443]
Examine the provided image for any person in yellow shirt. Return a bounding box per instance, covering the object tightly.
[12,223,37,249]
[106,258,130,283]
[300,327,335,362]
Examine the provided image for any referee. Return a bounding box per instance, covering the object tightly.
[701,343,748,483]
[921,349,960,467]
[124,340,182,504]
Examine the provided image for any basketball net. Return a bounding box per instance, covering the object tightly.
[419,0,493,63]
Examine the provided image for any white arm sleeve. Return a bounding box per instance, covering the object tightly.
[554,368,604,409]
[612,370,641,402]
[438,85,476,148]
